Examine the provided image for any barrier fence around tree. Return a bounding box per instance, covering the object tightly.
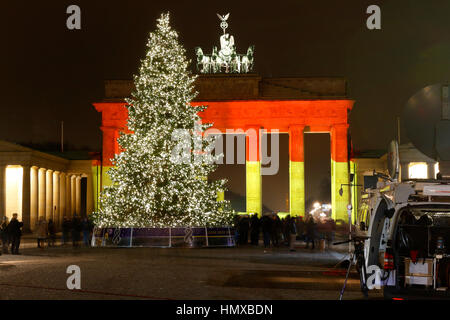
[91,227,236,248]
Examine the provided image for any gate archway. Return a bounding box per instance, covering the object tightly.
[93,77,354,221]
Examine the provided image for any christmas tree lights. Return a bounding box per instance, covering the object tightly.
[93,13,233,228]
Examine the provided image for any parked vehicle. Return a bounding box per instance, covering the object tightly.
[356,180,450,299]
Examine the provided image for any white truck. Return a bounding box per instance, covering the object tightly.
[356,180,450,299]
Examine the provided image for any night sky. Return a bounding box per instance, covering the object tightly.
[2,1,450,210]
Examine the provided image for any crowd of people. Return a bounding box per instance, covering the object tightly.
[0,214,94,254]
[35,215,94,248]
[234,213,336,251]
[1,211,336,253]
[0,213,23,255]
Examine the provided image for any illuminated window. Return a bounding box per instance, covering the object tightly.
[408,162,428,179]
[435,162,440,179]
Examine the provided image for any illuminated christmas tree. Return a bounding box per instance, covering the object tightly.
[94,13,233,228]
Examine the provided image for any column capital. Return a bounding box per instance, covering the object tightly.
[22,164,32,232]
[288,124,306,132]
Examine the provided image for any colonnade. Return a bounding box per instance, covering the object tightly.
[0,165,85,232]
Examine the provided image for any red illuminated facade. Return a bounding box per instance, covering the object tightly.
[93,75,354,220]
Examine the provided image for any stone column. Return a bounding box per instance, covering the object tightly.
[0,165,5,218]
[331,124,350,222]
[21,165,31,232]
[76,176,81,216]
[66,174,71,217]
[59,172,66,226]
[45,170,53,220]
[101,126,118,167]
[86,174,94,216]
[71,175,76,216]
[38,168,46,218]
[289,125,305,217]
[245,126,262,216]
[30,166,39,231]
[53,171,60,226]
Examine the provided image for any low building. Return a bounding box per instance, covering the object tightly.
[399,142,439,180]
[350,143,441,221]
[0,140,95,232]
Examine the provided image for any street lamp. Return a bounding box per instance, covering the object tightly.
[338,183,363,256]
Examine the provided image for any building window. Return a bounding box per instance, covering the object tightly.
[408,162,428,179]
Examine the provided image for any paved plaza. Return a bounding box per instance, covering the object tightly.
[0,239,383,300]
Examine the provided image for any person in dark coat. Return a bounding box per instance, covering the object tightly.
[62,216,71,245]
[250,214,260,245]
[270,214,278,247]
[261,215,272,249]
[296,216,305,240]
[47,219,56,247]
[305,215,316,250]
[81,217,93,247]
[71,215,81,247]
[238,215,250,245]
[288,216,298,252]
[271,214,282,247]
[283,216,291,246]
[0,216,9,254]
[232,214,240,246]
[7,213,23,254]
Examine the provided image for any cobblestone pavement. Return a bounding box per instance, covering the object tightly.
[0,241,383,300]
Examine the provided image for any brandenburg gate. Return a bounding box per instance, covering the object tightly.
[93,75,353,221]
[93,14,354,221]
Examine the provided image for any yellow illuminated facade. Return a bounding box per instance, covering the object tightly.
[246,161,262,216]
[289,161,304,217]
[331,160,350,222]
[350,160,358,224]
